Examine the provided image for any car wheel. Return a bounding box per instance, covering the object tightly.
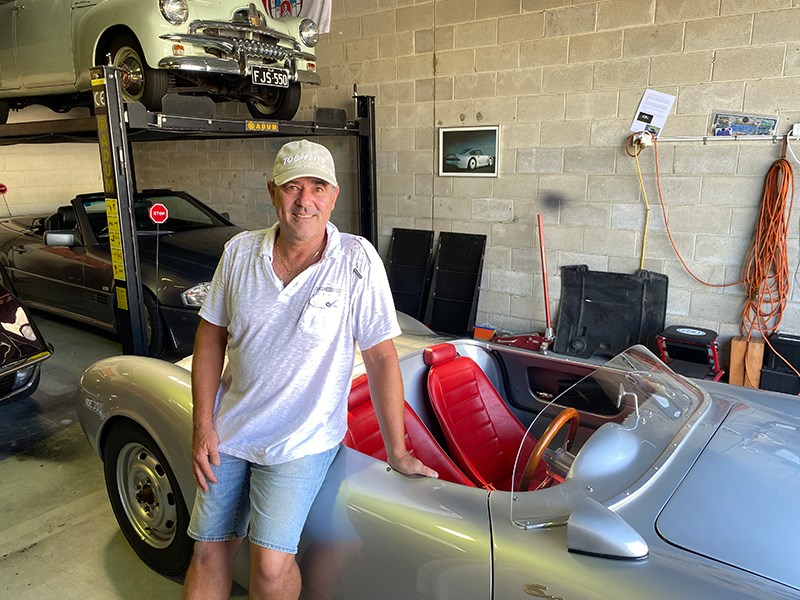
[108,34,169,112]
[246,82,302,121]
[143,289,168,358]
[488,157,495,167]
[0,99,9,125]
[468,157,477,170]
[103,421,193,576]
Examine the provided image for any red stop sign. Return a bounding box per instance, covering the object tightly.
[0,183,7,195]
[149,203,168,224]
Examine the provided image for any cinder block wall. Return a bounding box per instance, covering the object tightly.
[307,0,800,359]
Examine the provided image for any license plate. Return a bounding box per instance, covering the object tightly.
[251,66,289,88]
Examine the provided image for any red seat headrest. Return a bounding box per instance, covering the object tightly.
[348,374,370,410]
[423,343,457,366]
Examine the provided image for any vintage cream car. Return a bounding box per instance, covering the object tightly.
[0,0,320,123]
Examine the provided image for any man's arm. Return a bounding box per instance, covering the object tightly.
[361,338,438,478]
[190,318,228,491]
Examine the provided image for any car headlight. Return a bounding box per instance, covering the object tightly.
[160,0,189,25]
[299,18,319,47]
[181,282,211,307]
[14,365,35,388]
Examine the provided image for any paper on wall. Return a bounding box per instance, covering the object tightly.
[262,0,332,33]
[630,89,676,138]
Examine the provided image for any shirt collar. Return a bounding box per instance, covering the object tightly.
[259,221,341,259]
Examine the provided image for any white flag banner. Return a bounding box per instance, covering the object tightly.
[262,0,332,33]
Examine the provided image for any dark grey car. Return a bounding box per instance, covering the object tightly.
[0,190,242,356]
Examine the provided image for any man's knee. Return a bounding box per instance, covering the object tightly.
[250,544,298,583]
[191,539,241,566]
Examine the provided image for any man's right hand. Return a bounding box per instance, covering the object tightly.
[191,426,221,491]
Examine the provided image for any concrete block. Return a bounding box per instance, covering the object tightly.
[582,226,638,256]
[380,215,415,236]
[730,206,761,237]
[435,0,477,26]
[397,54,435,79]
[568,31,623,64]
[590,118,633,147]
[415,29,435,54]
[701,176,765,206]
[658,115,712,136]
[415,78,435,103]
[499,13,545,43]
[655,0,720,24]
[542,64,593,93]
[623,23,684,57]
[435,77,455,101]
[380,32,415,58]
[451,219,492,237]
[516,148,564,173]
[565,91,619,120]
[435,26,455,51]
[345,38,379,63]
[650,52,714,85]
[381,127,417,151]
[477,45,521,73]
[541,120,591,147]
[689,291,748,320]
[362,58,397,83]
[470,97,518,126]
[752,8,800,43]
[473,197,514,222]
[597,0,656,31]
[433,196,474,220]
[520,38,569,68]
[685,15,753,52]
[453,177,495,198]
[589,175,644,204]
[545,4,597,37]
[695,233,750,265]
[362,11,397,36]
[376,105,399,129]
[744,77,800,113]
[609,256,666,276]
[396,4,433,32]
[496,67,541,97]
[787,44,800,76]
[344,0,378,17]
[667,205,732,234]
[478,289,512,314]
[593,58,649,89]
[555,251,609,272]
[492,221,537,248]
[379,81,415,105]
[493,173,540,198]
[398,102,434,126]
[714,45,785,81]
[502,124,542,149]
[397,150,434,173]
[540,224,584,252]
[619,86,678,117]
[539,173,589,202]
[677,81,745,114]
[435,49,476,76]
[398,195,436,218]
[477,0,521,20]
[610,202,650,230]
[327,16,362,43]
[673,145,739,174]
[737,145,785,175]
[435,99,475,124]
[484,246,513,270]
[642,175,703,206]
[518,94,566,122]
[640,230,694,260]
[455,21,498,49]
[564,148,617,173]
[454,73,498,100]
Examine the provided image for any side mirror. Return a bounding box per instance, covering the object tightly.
[44,230,81,247]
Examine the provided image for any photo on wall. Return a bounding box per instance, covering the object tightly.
[438,126,499,177]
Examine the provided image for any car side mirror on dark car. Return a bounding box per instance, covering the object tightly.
[44,230,81,247]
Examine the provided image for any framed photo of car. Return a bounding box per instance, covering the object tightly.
[438,125,499,177]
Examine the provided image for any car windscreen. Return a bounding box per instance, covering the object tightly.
[83,192,228,238]
[509,345,706,529]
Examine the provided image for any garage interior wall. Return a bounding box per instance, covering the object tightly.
[2,0,800,362]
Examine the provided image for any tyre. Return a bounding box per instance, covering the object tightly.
[488,157,495,167]
[143,288,167,358]
[0,99,9,125]
[108,34,169,111]
[246,82,302,121]
[103,421,193,576]
[468,157,477,170]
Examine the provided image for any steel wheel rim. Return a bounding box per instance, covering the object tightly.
[113,47,145,101]
[116,441,177,549]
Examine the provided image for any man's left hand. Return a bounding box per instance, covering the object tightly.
[388,451,439,478]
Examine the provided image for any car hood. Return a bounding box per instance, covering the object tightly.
[136,226,242,278]
[657,401,800,591]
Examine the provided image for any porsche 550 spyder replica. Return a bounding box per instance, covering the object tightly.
[74,314,800,599]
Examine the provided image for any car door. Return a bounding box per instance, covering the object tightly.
[303,449,493,600]
[15,0,76,88]
[0,1,21,91]
[10,211,91,320]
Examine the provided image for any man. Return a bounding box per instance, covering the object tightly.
[182,139,437,600]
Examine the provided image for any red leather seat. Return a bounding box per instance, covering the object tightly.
[423,343,544,491]
[343,374,474,487]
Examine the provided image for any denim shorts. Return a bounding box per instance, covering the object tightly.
[187,446,338,554]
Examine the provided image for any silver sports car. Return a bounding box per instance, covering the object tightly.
[75,314,800,599]
[443,148,495,170]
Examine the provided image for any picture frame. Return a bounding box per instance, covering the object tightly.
[438,125,499,177]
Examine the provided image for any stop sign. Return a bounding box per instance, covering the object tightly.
[149,203,168,224]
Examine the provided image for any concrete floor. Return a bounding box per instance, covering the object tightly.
[0,313,245,599]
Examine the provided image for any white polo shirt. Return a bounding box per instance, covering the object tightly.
[199,222,401,464]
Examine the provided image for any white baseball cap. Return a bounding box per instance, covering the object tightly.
[272,139,338,187]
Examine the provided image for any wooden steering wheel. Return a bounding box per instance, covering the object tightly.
[519,407,580,491]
